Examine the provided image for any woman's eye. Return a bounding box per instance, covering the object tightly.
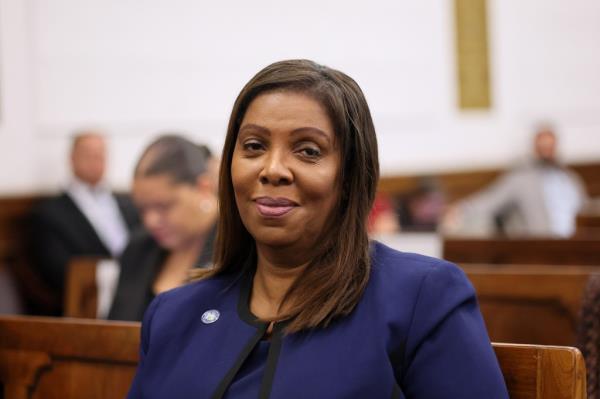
[299,146,321,158]
[156,202,174,213]
[242,140,265,152]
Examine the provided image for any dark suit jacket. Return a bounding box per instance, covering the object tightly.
[108,227,215,322]
[30,192,139,296]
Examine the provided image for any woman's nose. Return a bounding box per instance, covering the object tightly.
[259,151,293,186]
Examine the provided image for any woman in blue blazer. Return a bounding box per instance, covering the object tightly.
[127,59,509,399]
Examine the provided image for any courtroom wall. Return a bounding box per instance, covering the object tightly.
[0,0,598,194]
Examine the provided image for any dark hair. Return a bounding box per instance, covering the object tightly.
[135,135,212,184]
[198,59,379,333]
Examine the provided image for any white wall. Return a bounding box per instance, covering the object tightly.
[0,0,599,194]
[0,0,36,193]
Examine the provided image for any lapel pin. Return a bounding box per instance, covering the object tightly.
[201,309,220,324]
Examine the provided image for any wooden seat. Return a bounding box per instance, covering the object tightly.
[0,316,588,398]
[462,264,600,346]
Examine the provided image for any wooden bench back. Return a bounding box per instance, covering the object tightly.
[0,316,139,399]
[494,343,587,399]
[0,316,587,398]
[64,257,101,318]
[444,238,600,266]
[463,264,600,346]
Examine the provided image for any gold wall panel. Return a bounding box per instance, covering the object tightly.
[455,0,492,109]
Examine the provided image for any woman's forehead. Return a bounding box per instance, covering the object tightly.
[239,92,335,140]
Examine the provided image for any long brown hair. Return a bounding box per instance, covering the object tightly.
[194,59,379,333]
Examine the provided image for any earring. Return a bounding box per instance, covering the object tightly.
[199,198,214,213]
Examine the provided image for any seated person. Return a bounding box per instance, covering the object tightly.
[127,60,508,398]
[398,177,445,232]
[31,131,139,313]
[108,135,218,321]
[443,125,588,237]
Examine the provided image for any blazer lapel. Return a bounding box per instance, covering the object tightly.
[61,193,110,254]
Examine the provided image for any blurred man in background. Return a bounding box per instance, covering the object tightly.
[31,131,139,314]
[442,124,588,237]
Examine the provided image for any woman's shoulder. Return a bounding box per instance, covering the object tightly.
[148,275,239,320]
[371,240,464,277]
[368,240,472,298]
[156,273,239,309]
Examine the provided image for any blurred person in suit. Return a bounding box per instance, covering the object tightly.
[442,124,588,237]
[108,135,218,321]
[31,131,139,313]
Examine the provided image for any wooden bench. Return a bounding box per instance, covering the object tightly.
[0,316,587,398]
[462,264,600,346]
[0,316,139,399]
[444,237,600,266]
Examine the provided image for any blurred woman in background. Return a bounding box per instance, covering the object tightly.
[108,135,218,321]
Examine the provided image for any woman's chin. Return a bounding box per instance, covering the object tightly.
[153,234,179,250]
[252,230,299,249]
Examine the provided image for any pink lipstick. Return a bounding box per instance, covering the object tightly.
[255,197,297,217]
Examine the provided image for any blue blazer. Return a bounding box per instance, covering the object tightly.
[128,241,509,398]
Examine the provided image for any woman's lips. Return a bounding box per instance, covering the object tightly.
[255,197,298,217]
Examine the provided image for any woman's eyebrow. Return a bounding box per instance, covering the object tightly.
[290,127,331,143]
[239,123,270,135]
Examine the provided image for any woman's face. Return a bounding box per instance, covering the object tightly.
[231,91,341,252]
[133,174,216,250]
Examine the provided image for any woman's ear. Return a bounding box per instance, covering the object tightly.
[195,174,219,219]
[195,174,213,194]
[196,158,220,194]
